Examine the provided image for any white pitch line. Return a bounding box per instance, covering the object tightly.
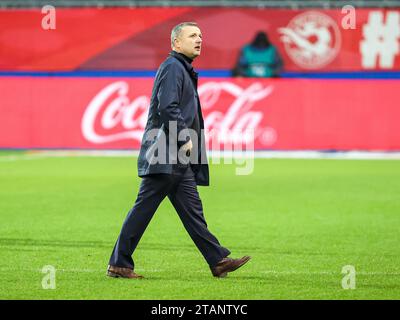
[0,154,51,162]
[2,150,400,160]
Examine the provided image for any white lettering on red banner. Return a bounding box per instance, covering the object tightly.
[81,81,276,146]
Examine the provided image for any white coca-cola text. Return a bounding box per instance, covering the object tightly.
[81,80,275,145]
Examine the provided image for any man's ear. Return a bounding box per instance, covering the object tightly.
[173,38,180,49]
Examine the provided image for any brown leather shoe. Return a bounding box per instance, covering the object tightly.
[106,265,144,279]
[211,256,251,278]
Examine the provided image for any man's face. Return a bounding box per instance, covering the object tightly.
[174,26,202,59]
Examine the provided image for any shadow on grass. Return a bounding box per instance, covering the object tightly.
[0,238,112,248]
[0,238,194,251]
[106,274,269,282]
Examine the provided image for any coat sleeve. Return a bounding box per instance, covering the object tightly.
[157,63,190,148]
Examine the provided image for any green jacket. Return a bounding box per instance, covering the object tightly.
[236,44,283,77]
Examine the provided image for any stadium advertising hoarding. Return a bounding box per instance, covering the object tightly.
[1,77,399,151]
[1,8,400,72]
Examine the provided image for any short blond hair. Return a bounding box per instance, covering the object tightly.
[171,22,199,49]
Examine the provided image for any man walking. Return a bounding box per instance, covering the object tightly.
[107,22,250,279]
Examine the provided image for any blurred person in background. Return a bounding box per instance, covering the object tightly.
[233,31,283,78]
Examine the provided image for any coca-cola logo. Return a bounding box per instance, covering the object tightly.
[81,81,277,146]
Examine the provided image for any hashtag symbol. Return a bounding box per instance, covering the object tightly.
[360,11,400,68]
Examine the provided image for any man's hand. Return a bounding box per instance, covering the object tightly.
[181,139,193,153]
[181,139,193,157]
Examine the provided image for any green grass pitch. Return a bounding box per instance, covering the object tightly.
[0,151,399,299]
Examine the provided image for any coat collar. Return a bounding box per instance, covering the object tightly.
[169,50,198,79]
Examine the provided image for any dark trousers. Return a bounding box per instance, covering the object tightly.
[109,166,231,269]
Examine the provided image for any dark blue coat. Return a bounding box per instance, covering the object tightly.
[137,51,209,186]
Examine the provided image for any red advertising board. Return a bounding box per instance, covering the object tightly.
[1,77,399,150]
[1,8,400,72]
